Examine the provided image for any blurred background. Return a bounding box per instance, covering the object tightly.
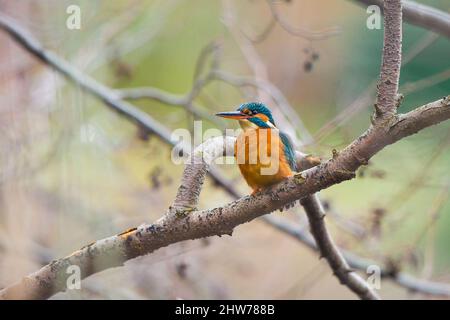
[0,0,449,299]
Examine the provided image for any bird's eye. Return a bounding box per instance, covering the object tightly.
[252,110,257,115]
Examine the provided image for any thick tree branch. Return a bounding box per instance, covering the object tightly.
[172,138,379,299]
[354,0,450,39]
[172,136,235,212]
[389,96,450,138]
[300,195,379,299]
[115,86,220,126]
[221,0,313,147]
[375,0,402,119]
[1,94,449,299]
[296,157,378,299]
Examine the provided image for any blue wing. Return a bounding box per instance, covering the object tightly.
[279,131,297,172]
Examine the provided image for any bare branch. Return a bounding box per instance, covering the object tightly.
[401,68,450,96]
[241,0,342,43]
[115,69,314,147]
[375,0,403,119]
[221,0,313,146]
[114,86,220,126]
[213,9,374,298]
[241,16,276,43]
[1,9,450,300]
[314,30,440,144]
[172,136,235,212]
[265,215,450,297]
[300,195,380,299]
[0,14,175,145]
[294,153,378,299]
[389,96,450,139]
[115,42,223,127]
[174,138,379,300]
[354,0,450,39]
[115,87,182,105]
[268,0,342,41]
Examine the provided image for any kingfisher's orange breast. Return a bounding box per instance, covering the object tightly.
[234,128,293,192]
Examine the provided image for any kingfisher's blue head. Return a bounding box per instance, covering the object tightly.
[215,102,276,128]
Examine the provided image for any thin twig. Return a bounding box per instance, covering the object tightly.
[313,30,440,143]
[264,215,450,297]
[268,0,342,41]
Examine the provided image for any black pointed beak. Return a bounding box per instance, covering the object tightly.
[215,111,251,120]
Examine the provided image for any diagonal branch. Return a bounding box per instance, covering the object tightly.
[267,0,342,41]
[300,195,378,299]
[265,215,450,297]
[116,69,314,147]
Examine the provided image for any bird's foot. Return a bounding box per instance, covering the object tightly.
[251,188,262,196]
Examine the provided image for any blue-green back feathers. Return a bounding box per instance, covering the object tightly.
[279,131,297,172]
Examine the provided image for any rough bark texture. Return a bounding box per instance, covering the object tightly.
[300,195,379,300]
[355,0,450,39]
[177,138,380,299]
[375,0,403,118]
[172,136,236,211]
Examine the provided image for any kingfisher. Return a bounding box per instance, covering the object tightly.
[216,102,297,196]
